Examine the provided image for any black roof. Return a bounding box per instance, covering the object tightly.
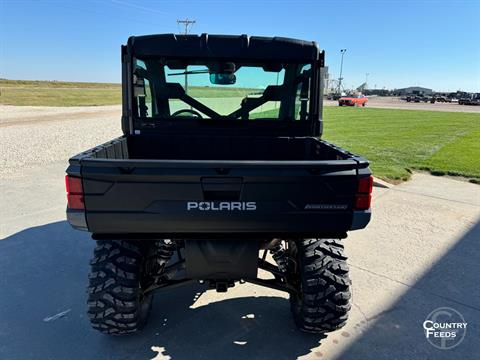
[127,34,320,61]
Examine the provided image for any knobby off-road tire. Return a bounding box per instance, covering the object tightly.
[87,240,153,335]
[290,238,351,334]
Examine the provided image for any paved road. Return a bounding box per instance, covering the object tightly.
[324,96,480,113]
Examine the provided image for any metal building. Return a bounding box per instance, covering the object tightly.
[394,86,433,96]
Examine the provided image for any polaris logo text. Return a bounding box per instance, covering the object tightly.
[187,202,257,211]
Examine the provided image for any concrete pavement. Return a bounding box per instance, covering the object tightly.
[1,160,479,359]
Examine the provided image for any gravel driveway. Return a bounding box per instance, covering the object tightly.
[0,105,121,176]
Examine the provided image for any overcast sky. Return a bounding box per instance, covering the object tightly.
[1,0,479,92]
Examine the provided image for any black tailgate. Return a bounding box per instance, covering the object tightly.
[79,158,364,237]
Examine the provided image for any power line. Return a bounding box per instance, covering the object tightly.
[176,19,196,95]
[177,18,196,35]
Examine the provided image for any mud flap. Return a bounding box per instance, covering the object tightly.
[185,240,259,280]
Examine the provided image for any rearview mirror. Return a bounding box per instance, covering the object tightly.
[209,73,236,85]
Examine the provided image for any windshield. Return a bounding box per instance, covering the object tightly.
[132,58,312,128]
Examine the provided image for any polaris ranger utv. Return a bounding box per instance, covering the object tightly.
[65,34,372,335]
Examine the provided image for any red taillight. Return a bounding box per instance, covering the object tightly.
[65,175,84,210]
[355,194,371,210]
[358,176,373,194]
[67,194,85,209]
[355,176,373,210]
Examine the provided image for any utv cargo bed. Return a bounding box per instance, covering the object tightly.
[67,135,370,237]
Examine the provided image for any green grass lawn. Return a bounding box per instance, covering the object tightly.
[0,79,122,106]
[323,107,480,183]
[251,107,480,182]
[0,79,256,106]
[188,86,258,98]
[2,79,478,182]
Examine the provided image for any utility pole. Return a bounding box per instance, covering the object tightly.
[338,49,347,94]
[177,19,196,93]
[365,73,370,89]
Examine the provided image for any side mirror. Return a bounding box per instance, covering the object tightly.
[209,73,236,85]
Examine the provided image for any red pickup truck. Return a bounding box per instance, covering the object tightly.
[339,95,368,107]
